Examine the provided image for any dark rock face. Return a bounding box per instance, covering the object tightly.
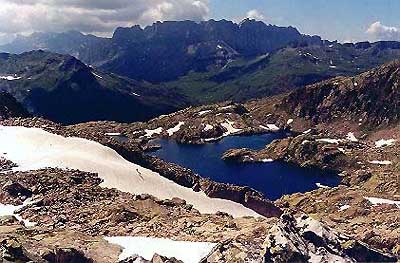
[0,237,33,262]
[0,51,186,124]
[42,248,93,263]
[264,213,397,263]
[0,92,29,120]
[2,181,32,199]
[105,19,318,82]
[281,60,400,127]
[0,20,318,83]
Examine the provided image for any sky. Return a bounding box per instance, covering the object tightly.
[0,0,399,44]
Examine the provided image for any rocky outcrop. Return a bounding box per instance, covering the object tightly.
[42,248,93,263]
[200,179,283,218]
[0,158,17,173]
[221,148,254,162]
[280,60,400,127]
[221,133,358,171]
[264,213,397,262]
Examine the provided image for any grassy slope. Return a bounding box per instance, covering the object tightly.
[162,44,400,105]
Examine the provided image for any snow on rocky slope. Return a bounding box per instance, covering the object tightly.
[0,125,259,218]
[105,236,216,262]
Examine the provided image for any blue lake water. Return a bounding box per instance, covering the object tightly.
[150,134,341,200]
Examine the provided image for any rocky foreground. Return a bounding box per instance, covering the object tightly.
[0,61,399,262]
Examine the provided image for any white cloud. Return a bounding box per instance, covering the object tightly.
[366,21,400,41]
[0,0,209,39]
[245,9,266,21]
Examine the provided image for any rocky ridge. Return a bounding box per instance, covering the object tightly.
[0,51,186,124]
[0,91,29,120]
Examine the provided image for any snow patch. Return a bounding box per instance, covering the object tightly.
[198,110,212,116]
[286,119,294,125]
[368,160,392,165]
[346,132,358,142]
[167,122,185,136]
[375,139,396,148]
[317,139,342,144]
[303,129,312,134]
[338,205,350,211]
[131,92,141,97]
[337,148,346,154]
[0,75,22,81]
[105,133,122,136]
[261,159,273,163]
[0,126,259,218]
[220,105,232,110]
[203,124,213,132]
[144,127,163,138]
[260,124,280,132]
[92,72,103,79]
[105,236,217,262]
[315,183,330,189]
[221,120,242,136]
[365,197,400,208]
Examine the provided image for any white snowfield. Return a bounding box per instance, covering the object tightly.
[105,236,217,262]
[167,122,185,136]
[0,75,22,81]
[375,139,396,148]
[365,197,400,208]
[0,126,260,218]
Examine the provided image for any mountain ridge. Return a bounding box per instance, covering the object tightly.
[0,50,187,124]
